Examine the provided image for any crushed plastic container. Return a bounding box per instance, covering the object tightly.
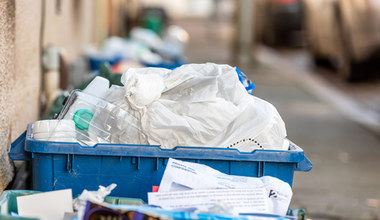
[57,91,147,146]
[8,124,312,202]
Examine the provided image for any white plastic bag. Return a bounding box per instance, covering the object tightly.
[73,184,117,219]
[119,63,287,151]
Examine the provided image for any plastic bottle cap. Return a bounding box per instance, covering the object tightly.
[82,76,110,99]
[73,109,94,130]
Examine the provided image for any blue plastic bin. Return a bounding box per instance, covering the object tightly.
[87,54,123,71]
[0,190,144,220]
[141,58,186,69]
[9,124,312,202]
[0,190,305,220]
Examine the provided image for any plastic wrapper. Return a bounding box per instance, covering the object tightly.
[33,63,288,152]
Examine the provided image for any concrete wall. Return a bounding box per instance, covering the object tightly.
[43,0,97,60]
[0,0,16,191]
[0,0,120,192]
[12,0,42,142]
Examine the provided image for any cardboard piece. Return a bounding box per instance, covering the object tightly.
[17,189,73,220]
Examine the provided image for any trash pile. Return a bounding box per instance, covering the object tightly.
[5,6,313,219]
[33,63,287,152]
[1,159,301,220]
[85,26,189,72]
[6,60,312,219]
[42,25,189,120]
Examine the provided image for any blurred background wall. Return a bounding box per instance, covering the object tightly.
[0,0,131,191]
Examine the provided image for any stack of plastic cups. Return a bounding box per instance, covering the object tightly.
[32,120,77,142]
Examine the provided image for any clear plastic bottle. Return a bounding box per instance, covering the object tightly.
[58,91,100,145]
[57,76,110,145]
[58,90,147,146]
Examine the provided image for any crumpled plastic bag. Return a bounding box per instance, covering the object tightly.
[73,183,117,219]
[111,63,287,151]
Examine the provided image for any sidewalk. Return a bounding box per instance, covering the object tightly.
[241,60,380,219]
[255,46,380,136]
[179,18,380,219]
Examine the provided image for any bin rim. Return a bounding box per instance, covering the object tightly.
[21,123,309,163]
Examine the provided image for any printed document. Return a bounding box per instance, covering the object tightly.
[153,158,292,216]
[149,188,269,214]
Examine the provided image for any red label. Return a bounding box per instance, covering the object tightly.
[152,186,159,192]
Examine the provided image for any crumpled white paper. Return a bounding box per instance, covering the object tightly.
[73,183,117,219]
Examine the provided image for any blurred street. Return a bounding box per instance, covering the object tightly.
[179,17,380,219]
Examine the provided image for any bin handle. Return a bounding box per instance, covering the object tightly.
[8,130,31,161]
[295,155,312,172]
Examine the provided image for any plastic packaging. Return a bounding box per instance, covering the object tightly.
[100,36,163,65]
[130,27,163,50]
[74,183,117,219]
[120,63,287,151]
[235,67,255,94]
[53,77,110,145]
[32,120,76,142]
[35,75,146,146]
[57,91,146,146]
[82,76,110,99]
[156,25,189,59]
[38,63,286,152]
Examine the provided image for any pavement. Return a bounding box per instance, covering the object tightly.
[248,54,380,220]
[178,17,380,219]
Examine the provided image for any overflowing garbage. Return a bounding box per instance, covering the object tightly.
[85,26,188,72]
[6,14,312,220]
[0,158,302,220]
[42,25,189,120]
[33,63,287,152]
[6,59,312,219]
[8,36,310,218]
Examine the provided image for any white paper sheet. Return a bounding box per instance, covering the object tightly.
[157,158,292,216]
[149,188,269,214]
[17,189,73,220]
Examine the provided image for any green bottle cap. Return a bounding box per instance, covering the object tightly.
[73,109,93,130]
